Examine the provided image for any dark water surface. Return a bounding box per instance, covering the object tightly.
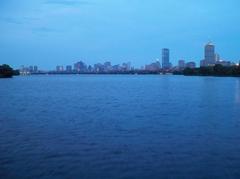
[1,75,240,179]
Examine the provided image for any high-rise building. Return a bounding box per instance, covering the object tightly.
[33,66,38,72]
[66,65,72,72]
[200,42,217,67]
[205,42,215,64]
[162,48,171,69]
[178,60,185,69]
[201,42,216,67]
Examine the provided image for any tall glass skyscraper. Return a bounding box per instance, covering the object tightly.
[162,48,170,69]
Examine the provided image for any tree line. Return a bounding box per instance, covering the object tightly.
[0,64,19,78]
[174,64,240,77]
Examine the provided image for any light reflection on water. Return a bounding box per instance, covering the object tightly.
[235,78,240,104]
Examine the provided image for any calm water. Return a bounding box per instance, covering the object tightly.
[1,75,240,179]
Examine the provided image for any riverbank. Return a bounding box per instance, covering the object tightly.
[173,64,240,77]
[22,71,173,76]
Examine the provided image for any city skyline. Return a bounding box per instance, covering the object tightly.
[5,41,240,71]
[19,42,239,74]
[2,1,240,179]
[1,0,240,69]
[18,42,238,72]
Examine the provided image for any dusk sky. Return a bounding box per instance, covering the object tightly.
[0,0,240,69]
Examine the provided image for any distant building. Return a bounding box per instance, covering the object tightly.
[66,65,72,72]
[112,65,121,71]
[178,60,185,69]
[215,53,220,62]
[94,63,104,72]
[74,61,87,72]
[19,65,31,75]
[186,61,196,69]
[56,66,64,72]
[145,61,161,71]
[103,61,112,72]
[201,42,216,67]
[20,65,38,74]
[29,66,33,72]
[162,48,171,69]
[88,65,93,72]
[122,62,131,71]
[200,59,208,67]
[104,62,111,67]
[216,60,232,67]
[33,66,38,72]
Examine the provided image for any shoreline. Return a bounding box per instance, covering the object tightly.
[15,73,240,78]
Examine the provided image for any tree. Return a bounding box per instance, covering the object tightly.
[183,68,196,76]
[199,67,213,76]
[213,64,225,75]
[0,64,14,78]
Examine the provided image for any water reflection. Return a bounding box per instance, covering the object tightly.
[235,78,240,104]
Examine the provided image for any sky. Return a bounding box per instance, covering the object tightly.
[0,0,240,70]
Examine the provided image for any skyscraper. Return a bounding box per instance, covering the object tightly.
[162,48,171,69]
[205,42,215,64]
[200,42,217,67]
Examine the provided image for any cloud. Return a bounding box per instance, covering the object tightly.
[45,0,91,6]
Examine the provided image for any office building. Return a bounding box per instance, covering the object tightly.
[145,61,161,71]
[29,66,33,72]
[103,62,112,72]
[201,42,216,67]
[74,61,87,72]
[66,65,72,72]
[122,62,131,71]
[56,66,64,72]
[162,48,171,69]
[178,60,185,69]
[33,66,38,72]
[205,42,215,64]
